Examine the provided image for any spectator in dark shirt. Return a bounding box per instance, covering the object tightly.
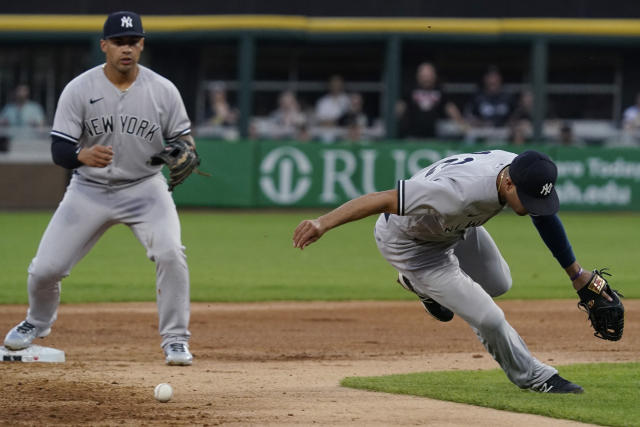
[340,93,369,142]
[340,93,368,128]
[553,121,585,147]
[508,88,534,145]
[465,66,515,128]
[397,62,465,139]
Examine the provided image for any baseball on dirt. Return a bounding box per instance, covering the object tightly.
[154,383,173,403]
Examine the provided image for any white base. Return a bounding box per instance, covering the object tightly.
[0,345,65,363]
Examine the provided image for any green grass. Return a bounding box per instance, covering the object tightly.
[342,362,640,427]
[0,210,637,303]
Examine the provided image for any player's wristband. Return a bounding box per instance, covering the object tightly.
[570,267,583,282]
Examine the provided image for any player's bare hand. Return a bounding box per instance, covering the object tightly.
[293,219,324,250]
[78,145,114,168]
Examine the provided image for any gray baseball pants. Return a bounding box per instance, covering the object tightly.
[374,216,556,389]
[24,173,190,349]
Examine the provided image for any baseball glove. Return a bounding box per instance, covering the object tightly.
[149,139,209,191]
[577,268,624,341]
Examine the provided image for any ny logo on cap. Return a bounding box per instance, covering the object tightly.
[121,16,133,28]
[540,182,553,196]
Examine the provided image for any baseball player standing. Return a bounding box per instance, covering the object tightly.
[4,11,193,365]
[294,149,607,393]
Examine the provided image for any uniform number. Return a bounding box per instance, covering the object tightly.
[425,151,491,178]
[424,151,491,178]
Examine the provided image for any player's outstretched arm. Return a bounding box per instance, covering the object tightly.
[530,215,612,300]
[293,189,397,250]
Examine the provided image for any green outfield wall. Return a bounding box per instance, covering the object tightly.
[174,140,640,211]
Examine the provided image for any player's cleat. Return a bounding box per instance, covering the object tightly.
[164,342,193,366]
[530,374,584,394]
[3,320,51,351]
[397,273,454,322]
[418,295,455,322]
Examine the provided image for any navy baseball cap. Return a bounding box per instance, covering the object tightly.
[103,11,144,39]
[509,150,559,216]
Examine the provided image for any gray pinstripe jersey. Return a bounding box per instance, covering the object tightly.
[51,64,190,185]
[390,150,516,242]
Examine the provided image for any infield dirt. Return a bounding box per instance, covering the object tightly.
[1,300,638,426]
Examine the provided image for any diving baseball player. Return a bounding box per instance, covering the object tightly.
[293,149,612,393]
[4,11,193,365]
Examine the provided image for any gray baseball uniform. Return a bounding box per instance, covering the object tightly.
[26,64,191,349]
[375,150,556,389]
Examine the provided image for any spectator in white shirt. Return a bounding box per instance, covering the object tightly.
[314,75,350,126]
[623,93,640,132]
[619,93,640,146]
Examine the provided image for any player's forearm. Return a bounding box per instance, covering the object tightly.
[317,190,397,233]
[293,189,397,250]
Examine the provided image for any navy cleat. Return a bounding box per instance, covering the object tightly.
[418,295,455,322]
[397,273,454,322]
[530,374,584,394]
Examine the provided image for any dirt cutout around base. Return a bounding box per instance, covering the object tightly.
[1,300,638,426]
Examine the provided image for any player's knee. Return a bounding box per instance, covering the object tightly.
[484,261,512,297]
[489,275,512,297]
[477,307,506,332]
[28,259,68,282]
[150,244,186,265]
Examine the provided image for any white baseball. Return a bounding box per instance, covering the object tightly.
[154,383,173,403]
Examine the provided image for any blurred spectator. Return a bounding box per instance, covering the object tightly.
[508,89,534,145]
[0,84,45,128]
[339,93,368,128]
[314,74,350,126]
[254,90,309,141]
[622,93,640,131]
[620,92,640,146]
[205,81,238,127]
[465,66,515,128]
[0,84,46,152]
[269,90,307,133]
[553,121,584,147]
[296,123,312,142]
[251,91,312,141]
[340,93,369,142]
[345,121,362,142]
[397,62,465,139]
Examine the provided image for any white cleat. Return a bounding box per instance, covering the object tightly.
[164,342,193,366]
[4,320,51,351]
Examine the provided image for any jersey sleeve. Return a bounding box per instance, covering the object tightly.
[51,82,84,143]
[397,178,465,217]
[530,214,576,268]
[163,83,191,141]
